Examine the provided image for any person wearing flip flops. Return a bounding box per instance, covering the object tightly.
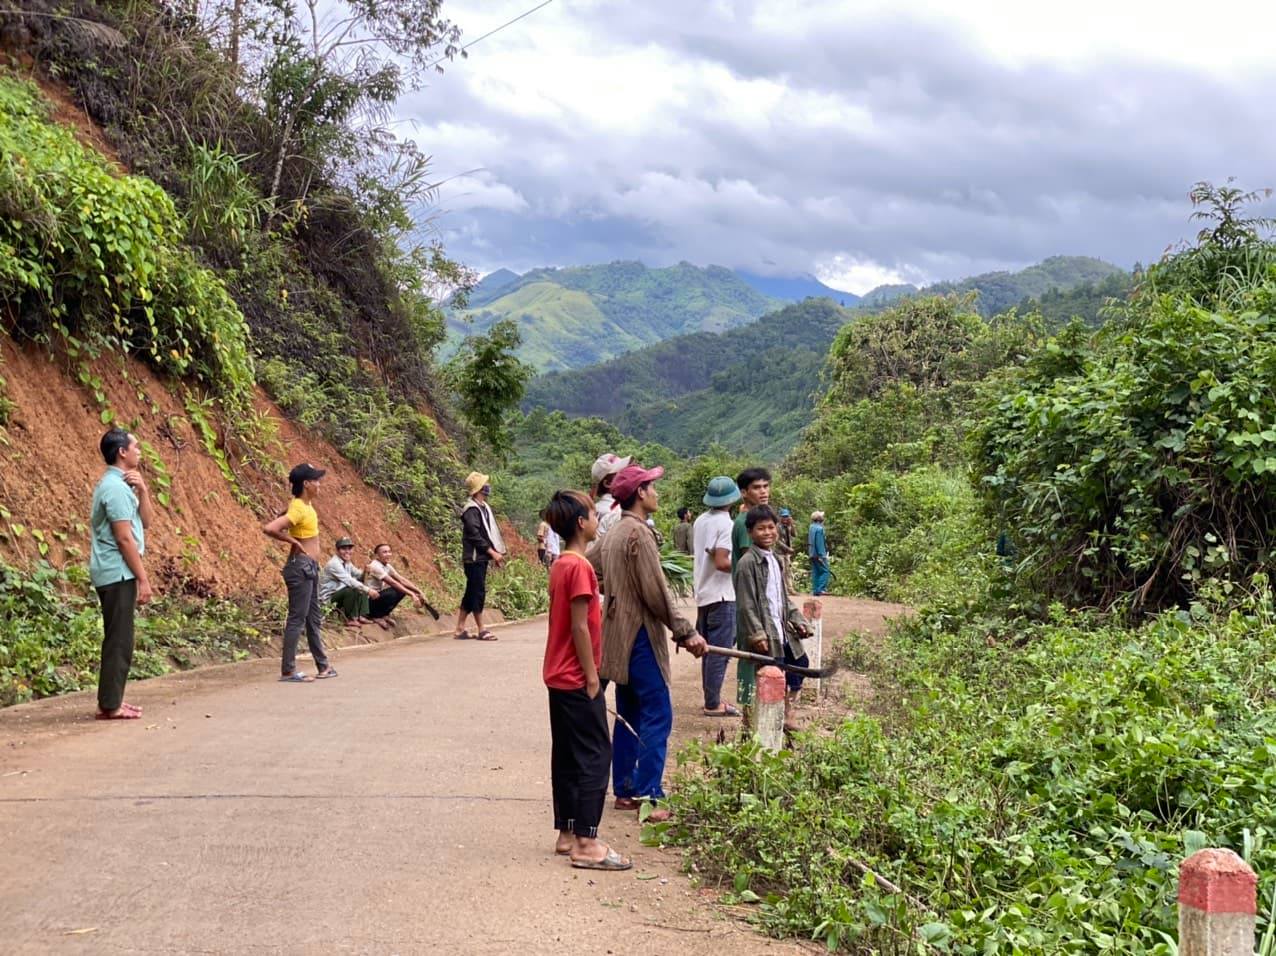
[693,477,743,719]
[542,490,631,872]
[454,472,505,642]
[89,428,155,720]
[589,465,708,823]
[261,463,338,682]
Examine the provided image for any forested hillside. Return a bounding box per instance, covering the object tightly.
[854,255,1121,315]
[525,256,1127,458]
[525,298,851,457]
[0,2,543,705]
[656,186,1276,952]
[928,254,1123,315]
[446,260,781,371]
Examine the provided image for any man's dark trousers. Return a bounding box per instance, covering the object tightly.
[697,600,735,710]
[96,578,137,712]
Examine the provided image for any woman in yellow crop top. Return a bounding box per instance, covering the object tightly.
[262,463,337,682]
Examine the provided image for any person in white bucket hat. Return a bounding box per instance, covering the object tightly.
[591,452,631,540]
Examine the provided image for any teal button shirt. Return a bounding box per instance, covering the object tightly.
[89,467,144,588]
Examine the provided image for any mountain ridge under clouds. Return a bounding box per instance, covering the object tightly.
[447,260,791,371]
[522,255,1126,456]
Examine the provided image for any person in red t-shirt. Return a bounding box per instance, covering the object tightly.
[543,489,631,872]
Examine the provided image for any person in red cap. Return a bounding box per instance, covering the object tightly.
[589,464,707,822]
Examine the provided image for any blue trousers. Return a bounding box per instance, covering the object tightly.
[612,627,673,801]
[811,558,831,596]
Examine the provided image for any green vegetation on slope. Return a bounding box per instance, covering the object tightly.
[929,254,1124,315]
[524,258,1127,459]
[9,1,484,543]
[0,77,254,410]
[651,187,1276,953]
[449,260,781,371]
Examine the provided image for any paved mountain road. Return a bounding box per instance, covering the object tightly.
[0,597,903,955]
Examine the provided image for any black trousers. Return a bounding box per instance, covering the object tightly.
[461,561,488,613]
[548,686,611,838]
[367,587,406,619]
[96,578,137,712]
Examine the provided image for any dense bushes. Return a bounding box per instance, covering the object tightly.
[0,77,254,404]
[976,200,1276,611]
[831,465,987,606]
[0,562,272,707]
[660,597,1276,953]
[779,296,1038,600]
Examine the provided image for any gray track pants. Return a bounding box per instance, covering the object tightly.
[281,556,329,675]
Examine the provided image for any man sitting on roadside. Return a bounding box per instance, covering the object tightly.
[364,543,437,629]
[319,537,379,628]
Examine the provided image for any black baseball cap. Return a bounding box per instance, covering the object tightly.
[288,463,326,484]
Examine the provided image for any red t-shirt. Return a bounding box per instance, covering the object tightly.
[543,552,602,690]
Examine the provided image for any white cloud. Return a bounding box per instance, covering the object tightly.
[403,0,1276,282]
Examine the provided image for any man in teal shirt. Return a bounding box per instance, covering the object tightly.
[731,467,772,568]
[90,428,154,720]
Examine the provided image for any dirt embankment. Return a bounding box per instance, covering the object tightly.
[0,339,457,604]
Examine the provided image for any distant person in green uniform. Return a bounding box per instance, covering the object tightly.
[673,507,694,555]
[90,428,155,720]
[731,467,772,568]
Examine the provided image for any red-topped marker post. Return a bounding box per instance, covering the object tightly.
[753,666,786,752]
[1178,848,1256,955]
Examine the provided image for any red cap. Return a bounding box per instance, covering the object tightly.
[610,465,665,505]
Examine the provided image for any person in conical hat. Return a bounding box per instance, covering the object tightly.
[455,472,506,641]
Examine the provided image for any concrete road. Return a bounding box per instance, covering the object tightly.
[0,598,900,955]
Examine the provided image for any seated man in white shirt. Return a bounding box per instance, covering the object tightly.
[365,543,438,628]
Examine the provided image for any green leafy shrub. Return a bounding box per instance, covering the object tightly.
[0,76,254,404]
[659,595,1276,953]
[486,557,548,618]
[0,561,273,707]
[830,465,989,606]
[976,268,1276,610]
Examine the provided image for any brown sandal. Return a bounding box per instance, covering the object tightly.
[473,629,498,641]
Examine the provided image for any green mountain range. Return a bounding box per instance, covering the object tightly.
[863,255,1124,316]
[523,256,1128,457]
[446,261,782,372]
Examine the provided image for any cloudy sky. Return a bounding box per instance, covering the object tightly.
[401,0,1276,293]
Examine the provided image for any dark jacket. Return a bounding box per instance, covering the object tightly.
[735,546,807,658]
[461,504,496,564]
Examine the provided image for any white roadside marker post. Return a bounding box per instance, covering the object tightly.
[802,598,824,698]
[753,666,786,752]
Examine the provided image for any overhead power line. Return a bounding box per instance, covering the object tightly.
[424,0,554,69]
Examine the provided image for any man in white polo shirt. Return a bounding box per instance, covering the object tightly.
[692,476,742,717]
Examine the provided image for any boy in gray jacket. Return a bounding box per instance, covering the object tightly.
[735,504,811,731]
